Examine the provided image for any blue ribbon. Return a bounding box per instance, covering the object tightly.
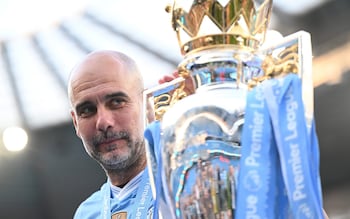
[144,121,162,219]
[265,74,323,218]
[237,74,324,218]
[236,82,276,218]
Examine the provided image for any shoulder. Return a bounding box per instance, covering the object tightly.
[73,182,108,219]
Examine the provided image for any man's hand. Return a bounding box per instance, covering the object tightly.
[158,71,196,95]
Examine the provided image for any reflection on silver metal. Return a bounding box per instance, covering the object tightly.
[160,82,244,218]
[144,0,313,218]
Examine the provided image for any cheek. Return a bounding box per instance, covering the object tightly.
[76,120,95,141]
[120,110,143,134]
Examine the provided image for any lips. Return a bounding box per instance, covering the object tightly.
[92,131,129,150]
[97,137,127,149]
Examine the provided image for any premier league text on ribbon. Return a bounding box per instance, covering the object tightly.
[245,86,264,168]
[284,85,312,217]
[243,85,267,219]
[265,75,319,218]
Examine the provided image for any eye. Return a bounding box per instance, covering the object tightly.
[77,104,96,118]
[109,97,127,109]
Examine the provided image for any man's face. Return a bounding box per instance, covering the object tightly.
[69,56,145,170]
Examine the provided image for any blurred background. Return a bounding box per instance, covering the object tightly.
[0,0,349,218]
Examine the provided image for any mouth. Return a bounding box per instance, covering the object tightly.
[98,138,127,151]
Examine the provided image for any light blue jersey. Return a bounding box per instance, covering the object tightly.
[74,168,154,219]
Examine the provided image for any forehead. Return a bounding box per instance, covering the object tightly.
[69,55,140,105]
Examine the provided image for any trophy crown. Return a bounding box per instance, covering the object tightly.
[168,0,273,55]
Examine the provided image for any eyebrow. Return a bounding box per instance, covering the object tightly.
[75,91,130,112]
[104,91,129,101]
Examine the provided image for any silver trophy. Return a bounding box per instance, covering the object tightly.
[144,0,313,218]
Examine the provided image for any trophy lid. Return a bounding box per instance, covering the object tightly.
[167,0,273,56]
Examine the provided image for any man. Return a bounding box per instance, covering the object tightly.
[68,50,153,218]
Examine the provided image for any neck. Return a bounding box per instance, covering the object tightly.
[106,155,147,187]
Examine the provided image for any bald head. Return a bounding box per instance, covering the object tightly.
[68,50,144,106]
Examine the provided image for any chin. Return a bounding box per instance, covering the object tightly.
[101,153,131,169]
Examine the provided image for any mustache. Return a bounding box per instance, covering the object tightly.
[92,130,129,147]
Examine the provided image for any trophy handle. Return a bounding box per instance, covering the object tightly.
[143,76,189,126]
[256,30,313,127]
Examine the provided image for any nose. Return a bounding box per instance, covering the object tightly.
[96,107,114,132]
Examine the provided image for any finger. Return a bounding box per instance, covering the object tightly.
[158,75,176,84]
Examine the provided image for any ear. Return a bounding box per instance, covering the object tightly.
[70,110,80,137]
